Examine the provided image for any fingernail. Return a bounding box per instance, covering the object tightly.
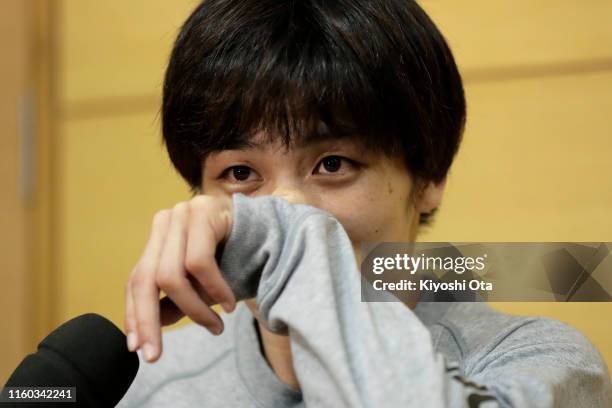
[212,324,224,335]
[221,301,234,313]
[143,343,156,362]
[127,332,139,351]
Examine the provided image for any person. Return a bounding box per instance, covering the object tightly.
[117,0,612,406]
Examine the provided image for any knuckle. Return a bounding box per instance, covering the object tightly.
[152,209,170,228]
[190,194,211,209]
[130,272,146,289]
[184,253,209,273]
[138,259,156,275]
[156,267,179,289]
[173,201,189,213]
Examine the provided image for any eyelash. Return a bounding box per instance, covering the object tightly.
[219,155,360,184]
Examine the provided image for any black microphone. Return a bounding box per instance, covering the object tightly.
[2,313,139,407]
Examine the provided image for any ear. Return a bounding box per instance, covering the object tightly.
[414,177,447,214]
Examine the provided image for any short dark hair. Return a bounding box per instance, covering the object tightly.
[162,0,466,225]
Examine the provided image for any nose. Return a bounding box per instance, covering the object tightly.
[272,186,309,206]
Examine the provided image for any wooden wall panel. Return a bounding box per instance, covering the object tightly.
[59,0,198,103]
[419,71,612,242]
[57,113,189,326]
[0,0,30,383]
[57,0,612,107]
[420,0,612,71]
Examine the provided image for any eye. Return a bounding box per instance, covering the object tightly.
[314,155,357,175]
[220,165,259,183]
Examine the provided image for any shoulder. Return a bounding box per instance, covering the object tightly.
[437,303,612,406]
[437,303,611,391]
[441,303,595,344]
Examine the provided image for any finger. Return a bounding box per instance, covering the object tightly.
[132,209,172,363]
[161,276,225,335]
[187,274,216,306]
[158,278,218,326]
[157,202,225,336]
[125,281,139,351]
[185,202,236,312]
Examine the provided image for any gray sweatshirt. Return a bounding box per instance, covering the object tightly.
[117,193,612,407]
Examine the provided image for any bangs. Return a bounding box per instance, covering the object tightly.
[163,1,406,161]
[201,61,370,152]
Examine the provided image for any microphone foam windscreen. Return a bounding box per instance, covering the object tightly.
[4,313,139,407]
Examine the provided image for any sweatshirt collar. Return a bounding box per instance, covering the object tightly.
[234,303,303,407]
[412,301,454,328]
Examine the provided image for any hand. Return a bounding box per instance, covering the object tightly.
[124,194,237,363]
